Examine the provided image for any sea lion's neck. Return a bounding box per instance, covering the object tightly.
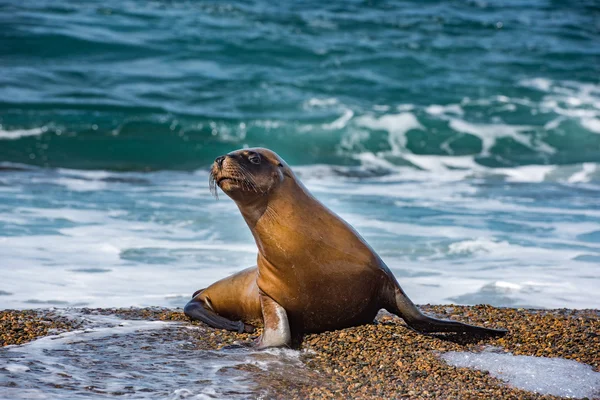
[237,197,269,228]
[236,177,315,245]
[250,179,330,261]
[235,176,309,228]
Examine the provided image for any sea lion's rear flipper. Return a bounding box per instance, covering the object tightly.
[389,285,508,336]
[256,293,291,349]
[184,298,254,333]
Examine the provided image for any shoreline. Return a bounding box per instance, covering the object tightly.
[1,305,598,399]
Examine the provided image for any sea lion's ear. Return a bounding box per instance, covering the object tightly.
[278,162,283,167]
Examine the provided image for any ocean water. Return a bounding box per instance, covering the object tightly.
[0,310,309,399]
[442,349,600,398]
[1,0,599,312]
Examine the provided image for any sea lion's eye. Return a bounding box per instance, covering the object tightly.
[248,153,261,165]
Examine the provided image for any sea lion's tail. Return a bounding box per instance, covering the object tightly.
[387,283,508,336]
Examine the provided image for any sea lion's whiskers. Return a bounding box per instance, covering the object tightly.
[238,164,260,194]
[243,178,251,193]
[209,170,219,199]
[237,164,255,188]
[233,166,251,192]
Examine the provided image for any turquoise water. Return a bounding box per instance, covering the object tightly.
[0,0,599,310]
[2,0,599,169]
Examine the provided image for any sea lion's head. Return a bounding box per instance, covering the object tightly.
[210,148,290,203]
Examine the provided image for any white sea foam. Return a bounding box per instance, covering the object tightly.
[253,119,281,130]
[519,77,553,92]
[582,117,600,134]
[342,213,492,239]
[449,118,555,155]
[54,169,112,180]
[304,153,600,187]
[304,97,338,108]
[568,163,597,183]
[448,238,511,255]
[493,164,555,182]
[355,112,424,153]
[0,312,306,399]
[373,104,390,111]
[15,207,113,224]
[3,364,31,373]
[425,104,464,116]
[323,108,354,130]
[519,78,600,137]
[400,154,479,176]
[442,351,600,398]
[0,169,259,309]
[1,164,599,310]
[0,126,48,140]
[396,104,415,111]
[314,80,596,168]
[353,152,402,170]
[54,177,108,192]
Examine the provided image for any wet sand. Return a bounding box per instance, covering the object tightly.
[1,306,598,399]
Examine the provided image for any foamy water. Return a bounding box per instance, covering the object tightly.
[0,162,598,310]
[0,311,305,399]
[442,349,600,398]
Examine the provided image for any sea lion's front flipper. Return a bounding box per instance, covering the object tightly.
[390,285,507,336]
[184,298,254,333]
[256,293,291,348]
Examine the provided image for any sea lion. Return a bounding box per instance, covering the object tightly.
[184,148,507,347]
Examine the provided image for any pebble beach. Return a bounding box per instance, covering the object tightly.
[1,305,598,399]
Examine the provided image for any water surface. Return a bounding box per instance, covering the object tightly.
[0,0,599,309]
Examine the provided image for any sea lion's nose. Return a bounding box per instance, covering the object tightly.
[215,156,225,168]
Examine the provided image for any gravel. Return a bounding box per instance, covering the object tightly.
[2,305,598,399]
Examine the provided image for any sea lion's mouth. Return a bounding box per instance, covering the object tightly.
[217,177,242,185]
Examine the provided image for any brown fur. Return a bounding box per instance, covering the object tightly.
[185,148,507,345]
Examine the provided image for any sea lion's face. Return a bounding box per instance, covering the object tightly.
[210,148,286,202]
